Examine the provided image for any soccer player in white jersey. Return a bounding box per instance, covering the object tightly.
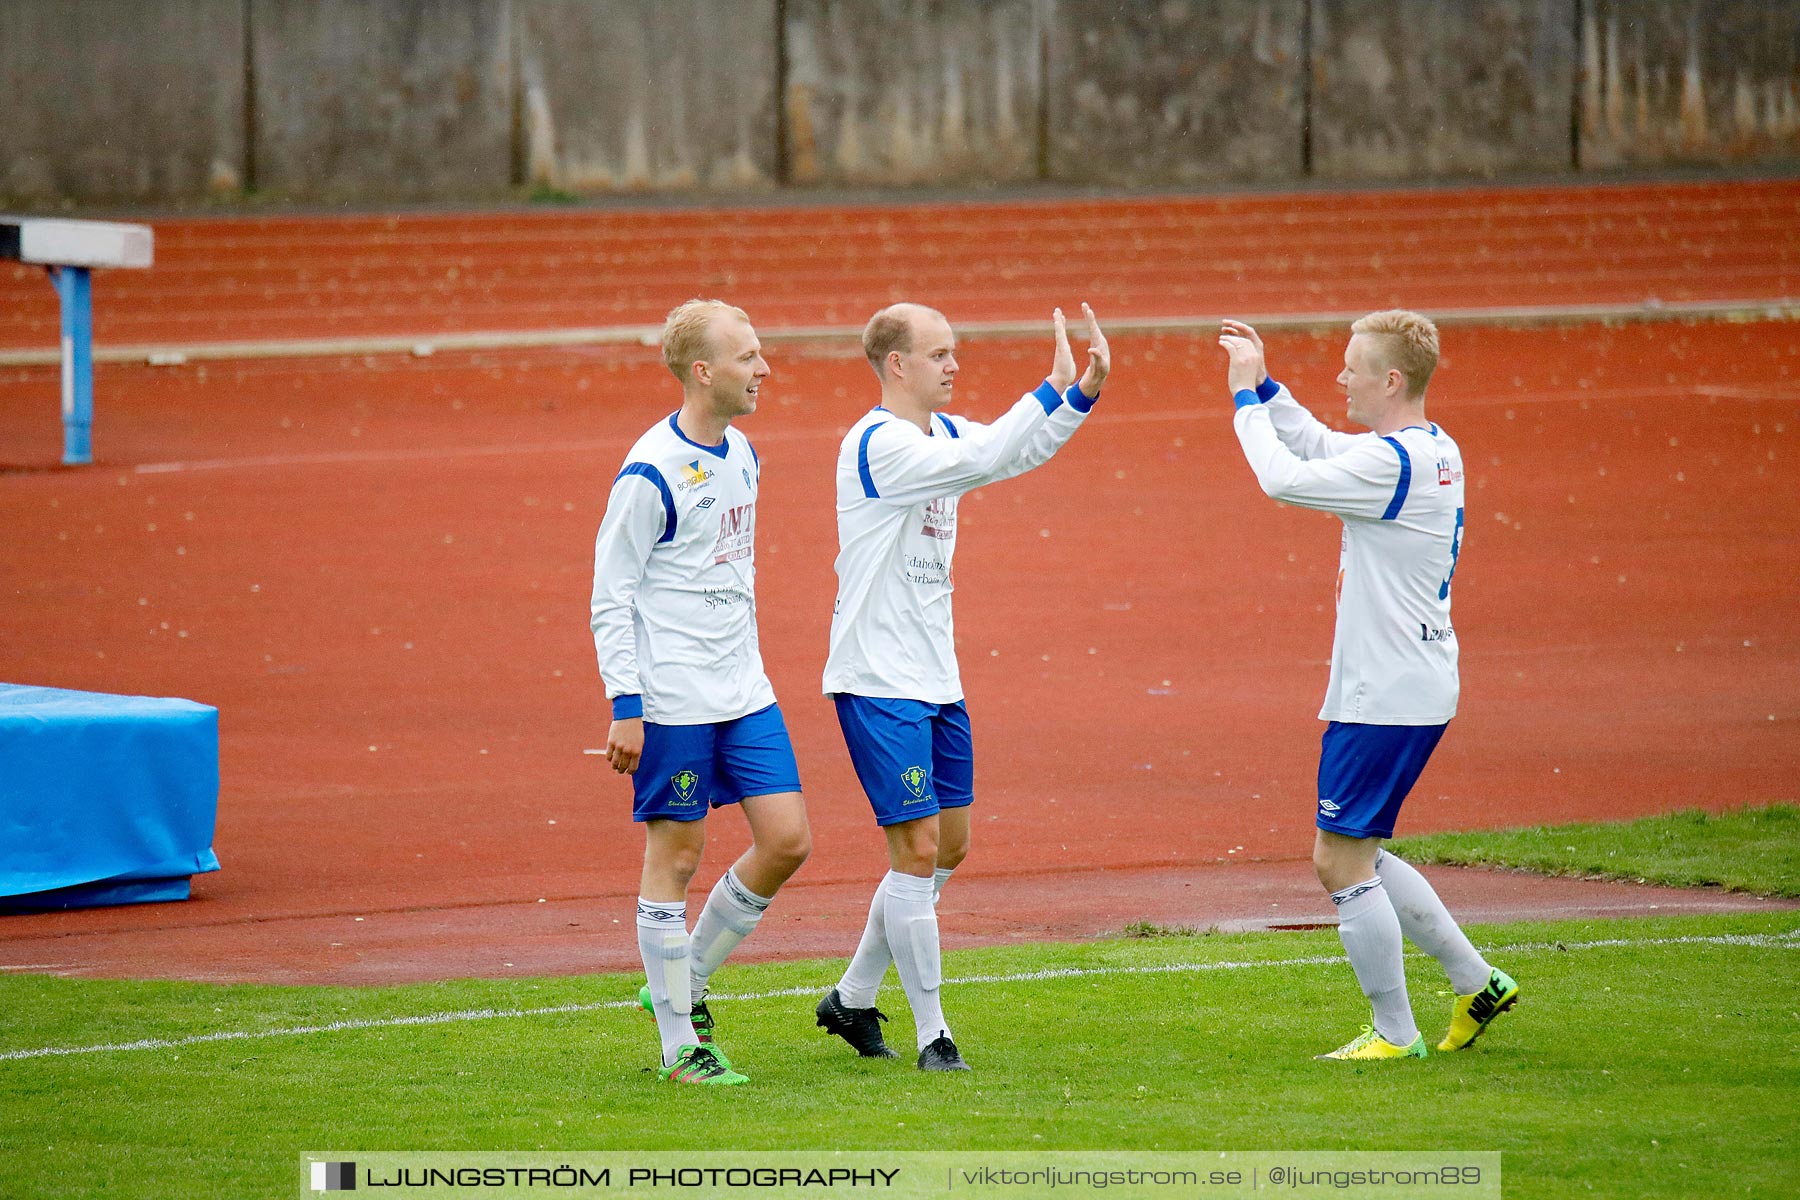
[815,302,1110,1071]
[591,299,812,1086]
[1219,312,1518,1061]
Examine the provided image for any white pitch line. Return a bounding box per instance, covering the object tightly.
[1,928,1793,1064]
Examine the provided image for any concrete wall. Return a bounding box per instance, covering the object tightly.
[783,0,1043,186]
[1311,0,1577,179]
[3,0,1798,206]
[1580,0,1800,167]
[1047,0,1307,185]
[517,0,778,192]
[0,0,245,203]
[249,0,514,200]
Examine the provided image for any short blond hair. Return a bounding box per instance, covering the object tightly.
[661,299,749,383]
[862,303,944,377]
[1351,310,1439,398]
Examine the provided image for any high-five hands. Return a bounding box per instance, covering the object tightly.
[1050,304,1111,397]
[1218,318,1268,397]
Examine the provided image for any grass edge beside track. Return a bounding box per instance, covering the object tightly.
[1389,803,1800,898]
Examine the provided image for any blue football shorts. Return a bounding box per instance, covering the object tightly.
[832,694,974,827]
[1314,720,1449,840]
[632,702,802,823]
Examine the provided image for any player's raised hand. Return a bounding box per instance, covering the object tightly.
[1077,302,1110,396]
[1219,319,1268,384]
[1219,330,1264,397]
[1049,307,1077,391]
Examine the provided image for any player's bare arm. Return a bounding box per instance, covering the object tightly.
[1220,319,1269,385]
[606,715,643,774]
[1077,303,1110,395]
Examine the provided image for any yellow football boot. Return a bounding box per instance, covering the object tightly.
[1439,968,1520,1051]
[1316,1024,1429,1061]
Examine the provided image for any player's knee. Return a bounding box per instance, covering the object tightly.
[648,831,706,885]
[1312,839,1346,888]
[764,823,812,875]
[936,837,968,871]
[891,828,939,875]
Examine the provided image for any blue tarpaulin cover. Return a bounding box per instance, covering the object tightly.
[0,684,220,911]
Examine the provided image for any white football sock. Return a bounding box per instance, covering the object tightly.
[635,898,693,1066]
[688,867,772,995]
[1331,878,1419,1047]
[932,866,954,904]
[881,869,949,1050]
[836,874,892,1009]
[1375,848,1493,994]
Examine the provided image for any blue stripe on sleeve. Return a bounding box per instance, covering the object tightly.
[614,462,677,543]
[1065,382,1097,412]
[1379,436,1412,521]
[857,422,884,498]
[611,694,643,720]
[1031,380,1064,414]
[934,412,960,438]
[1255,376,1281,402]
[1233,388,1261,410]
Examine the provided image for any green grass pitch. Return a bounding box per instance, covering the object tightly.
[3,911,1796,1200]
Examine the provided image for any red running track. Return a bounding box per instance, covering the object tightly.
[2,178,1797,350]
[1,180,1797,984]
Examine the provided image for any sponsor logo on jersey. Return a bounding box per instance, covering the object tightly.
[920,496,956,541]
[1419,622,1455,642]
[675,460,715,492]
[899,765,929,801]
[712,502,755,563]
[1436,458,1463,485]
[695,496,715,509]
[701,586,746,610]
[671,769,701,805]
[1318,797,1341,815]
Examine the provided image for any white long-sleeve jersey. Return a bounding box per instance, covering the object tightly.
[1233,382,1465,726]
[590,414,776,725]
[823,380,1091,702]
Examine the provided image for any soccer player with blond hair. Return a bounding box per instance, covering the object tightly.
[815,302,1109,1071]
[591,299,811,1085]
[1219,311,1518,1061]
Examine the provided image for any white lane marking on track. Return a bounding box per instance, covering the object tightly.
[2,928,1793,1063]
[110,378,1800,476]
[132,425,841,475]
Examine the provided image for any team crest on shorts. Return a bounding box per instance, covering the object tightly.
[671,769,700,805]
[899,765,929,801]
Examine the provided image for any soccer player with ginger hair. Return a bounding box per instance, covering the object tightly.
[816,301,1110,1071]
[591,299,811,1085]
[1219,311,1519,1061]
